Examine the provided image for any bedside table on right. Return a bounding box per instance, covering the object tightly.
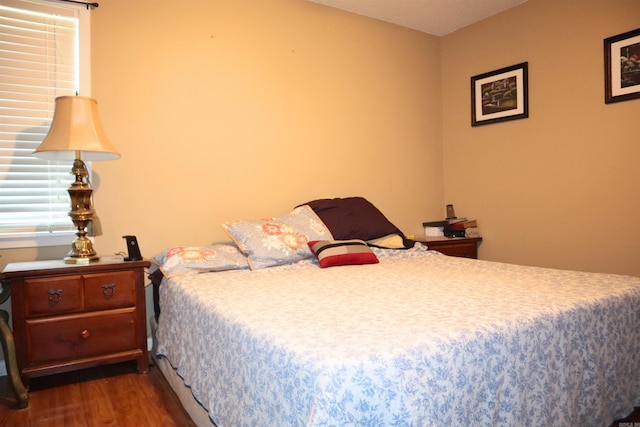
[414,236,482,259]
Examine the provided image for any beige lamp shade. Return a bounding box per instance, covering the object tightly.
[33,96,120,161]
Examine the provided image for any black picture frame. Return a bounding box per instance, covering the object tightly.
[471,62,528,127]
[604,28,640,104]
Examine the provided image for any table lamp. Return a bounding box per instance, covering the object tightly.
[32,96,120,264]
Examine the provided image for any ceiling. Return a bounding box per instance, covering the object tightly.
[307,0,528,36]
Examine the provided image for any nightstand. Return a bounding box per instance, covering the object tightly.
[2,258,150,384]
[415,236,482,259]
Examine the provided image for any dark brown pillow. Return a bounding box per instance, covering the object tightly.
[298,197,413,248]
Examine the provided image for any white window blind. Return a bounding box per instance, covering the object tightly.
[0,0,89,248]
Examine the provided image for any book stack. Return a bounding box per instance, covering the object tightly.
[445,219,480,238]
[423,219,480,238]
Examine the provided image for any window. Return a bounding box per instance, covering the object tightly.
[0,0,90,248]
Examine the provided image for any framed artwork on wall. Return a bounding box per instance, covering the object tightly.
[471,62,528,127]
[604,27,640,104]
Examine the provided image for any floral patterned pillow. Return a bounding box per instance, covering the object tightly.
[221,205,333,270]
[152,244,249,277]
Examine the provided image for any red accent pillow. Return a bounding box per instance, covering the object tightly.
[308,239,379,268]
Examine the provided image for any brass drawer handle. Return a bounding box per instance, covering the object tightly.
[102,283,116,298]
[80,329,90,340]
[48,289,63,304]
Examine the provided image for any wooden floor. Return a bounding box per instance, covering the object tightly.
[0,361,195,427]
[0,360,637,426]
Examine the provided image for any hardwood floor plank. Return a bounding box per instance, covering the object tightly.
[0,361,195,427]
[80,377,119,427]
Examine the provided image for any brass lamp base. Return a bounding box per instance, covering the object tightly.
[64,228,100,264]
[64,156,100,264]
[65,255,99,265]
[64,235,100,264]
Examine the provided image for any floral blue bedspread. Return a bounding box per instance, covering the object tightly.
[155,246,640,426]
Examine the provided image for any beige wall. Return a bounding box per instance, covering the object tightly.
[93,0,442,252]
[441,0,640,276]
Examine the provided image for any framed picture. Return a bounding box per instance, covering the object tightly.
[604,28,640,104]
[471,62,528,127]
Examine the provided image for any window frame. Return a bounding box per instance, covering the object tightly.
[0,0,91,249]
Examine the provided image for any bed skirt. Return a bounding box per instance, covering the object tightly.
[151,317,215,427]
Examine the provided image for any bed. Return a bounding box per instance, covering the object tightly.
[149,197,640,426]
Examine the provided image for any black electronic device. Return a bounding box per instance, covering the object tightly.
[446,204,457,220]
[122,235,143,261]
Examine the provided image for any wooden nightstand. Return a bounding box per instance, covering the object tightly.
[2,258,150,384]
[415,236,483,259]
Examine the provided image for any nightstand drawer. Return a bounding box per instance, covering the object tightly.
[84,271,136,311]
[24,275,83,318]
[433,243,478,258]
[416,237,482,259]
[26,309,137,365]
